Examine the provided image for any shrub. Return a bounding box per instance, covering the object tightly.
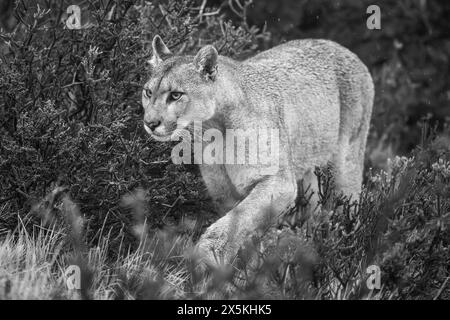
[0,0,448,300]
[0,0,269,253]
[190,128,450,300]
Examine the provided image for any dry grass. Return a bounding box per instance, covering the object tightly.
[0,205,190,300]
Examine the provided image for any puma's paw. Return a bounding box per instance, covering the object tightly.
[195,222,233,267]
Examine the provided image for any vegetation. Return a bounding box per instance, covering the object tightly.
[0,0,449,299]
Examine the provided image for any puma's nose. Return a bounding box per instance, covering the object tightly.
[144,120,161,131]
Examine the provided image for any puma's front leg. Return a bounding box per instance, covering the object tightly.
[196,174,296,265]
[200,164,242,216]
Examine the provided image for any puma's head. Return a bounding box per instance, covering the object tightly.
[142,35,219,141]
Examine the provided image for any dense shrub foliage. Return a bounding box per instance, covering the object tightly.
[310,132,450,300]
[0,0,266,246]
[0,0,449,300]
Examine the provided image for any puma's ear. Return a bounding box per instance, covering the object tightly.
[193,45,218,81]
[149,35,172,67]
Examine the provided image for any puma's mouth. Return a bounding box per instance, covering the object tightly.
[150,129,173,142]
[144,121,191,142]
[144,123,172,141]
[152,131,173,142]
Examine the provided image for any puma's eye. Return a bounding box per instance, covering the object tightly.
[143,88,152,99]
[170,92,183,101]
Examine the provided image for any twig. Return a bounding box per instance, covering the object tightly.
[162,195,182,222]
[139,159,169,165]
[0,195,15,205]
[198,0,207,23]
[15,188,31,199]
[433,276,449,300]
[61,81,84,89]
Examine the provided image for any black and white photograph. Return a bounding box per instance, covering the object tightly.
[0,0,449,304]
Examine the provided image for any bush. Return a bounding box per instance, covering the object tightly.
[307,129,450,300]
[2,131,447,300]
[0,0,268,251]
[0,0,448,300]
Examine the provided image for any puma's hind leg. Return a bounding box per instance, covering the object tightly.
[333,136,365,201]
[334,70,374,200]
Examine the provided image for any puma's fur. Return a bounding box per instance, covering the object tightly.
[142,35,374,264]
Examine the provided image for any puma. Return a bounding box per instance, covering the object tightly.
[142,35,374,265]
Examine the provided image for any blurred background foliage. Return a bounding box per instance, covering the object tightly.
[217,0,450,167]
